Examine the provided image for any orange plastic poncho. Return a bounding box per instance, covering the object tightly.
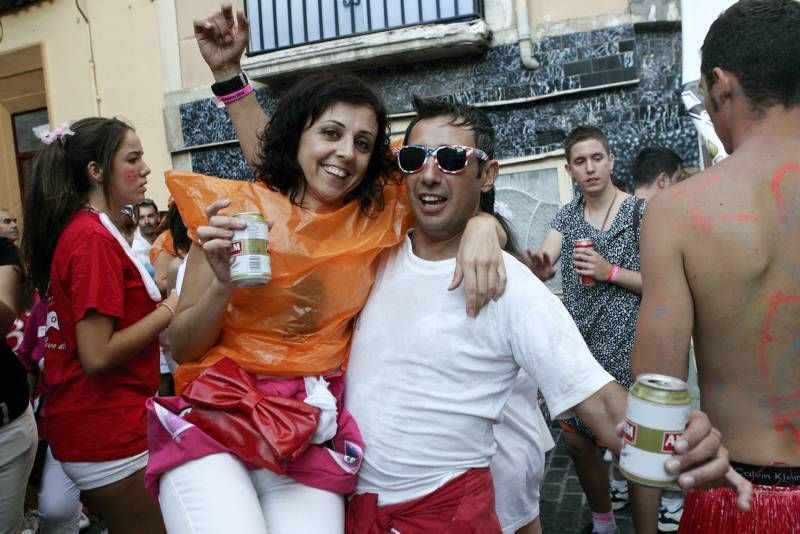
[166,171,412,393]
[148,230,177,265]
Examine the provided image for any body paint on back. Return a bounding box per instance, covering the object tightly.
[770,162,800,222]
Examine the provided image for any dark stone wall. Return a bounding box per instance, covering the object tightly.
[179,22,697,188]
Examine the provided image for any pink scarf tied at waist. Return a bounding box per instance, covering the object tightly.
[146,358,364,499]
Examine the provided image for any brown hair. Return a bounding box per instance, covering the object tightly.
[22,117,133,294]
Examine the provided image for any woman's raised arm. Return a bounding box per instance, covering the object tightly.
[194,4,267,173]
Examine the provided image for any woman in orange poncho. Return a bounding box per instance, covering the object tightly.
[146,6,508,534]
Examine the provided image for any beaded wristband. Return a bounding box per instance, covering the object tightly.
[217,84,253,105]
[158,301,176,318]
[607,264,620,283]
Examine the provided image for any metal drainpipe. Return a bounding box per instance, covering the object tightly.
[516,0,540,70]
[75,0,102,115]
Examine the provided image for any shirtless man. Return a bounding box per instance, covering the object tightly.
[632,1,800,531]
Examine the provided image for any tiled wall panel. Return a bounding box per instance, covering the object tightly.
[181,24,697,189]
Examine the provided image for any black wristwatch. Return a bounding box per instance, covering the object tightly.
[211,72,249,97]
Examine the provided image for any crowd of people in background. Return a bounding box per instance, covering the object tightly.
[2,1,799,533]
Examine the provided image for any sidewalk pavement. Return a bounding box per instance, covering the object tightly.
[539,423,635,534]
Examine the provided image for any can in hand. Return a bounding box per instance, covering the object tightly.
[574,238,595,286]
[229,212,271,287]
[619,374,692,487]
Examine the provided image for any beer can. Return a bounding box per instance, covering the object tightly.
[619,374,692,487]
[574,238,595,286]
[229,212,271,287]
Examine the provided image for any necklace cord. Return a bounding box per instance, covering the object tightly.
[599,190,618,231]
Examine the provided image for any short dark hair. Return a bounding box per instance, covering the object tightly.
[136,198,158,218]
[702,0,800,113]
[633,146,683,188]
[403,96,495,160]
[403,96,521,259]
[257,71,392,213]
[564,126,609,162]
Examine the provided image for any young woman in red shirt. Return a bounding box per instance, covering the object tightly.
[22,118,178,534]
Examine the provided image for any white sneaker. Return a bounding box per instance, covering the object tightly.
[658,500,683,532]
[609,483,629,511]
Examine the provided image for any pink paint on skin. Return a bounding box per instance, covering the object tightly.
[689,208,714,233]
[668,174,723,200]
[771,409,800,445]
[124,169,140,184]
[757,292,800,378]
[770,163,800,221]
[767,391,800,444]
[698,174,723,190]
[718,213,759,223]
[770,390,800,404]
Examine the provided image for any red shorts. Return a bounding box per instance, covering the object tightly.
[346,468,501,534]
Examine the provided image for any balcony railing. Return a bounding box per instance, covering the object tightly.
[245,0,484,55]
[0,0,42,14]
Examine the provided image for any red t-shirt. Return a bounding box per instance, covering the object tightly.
[44,210,159,462]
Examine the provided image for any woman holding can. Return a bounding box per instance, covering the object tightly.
[21,118,177,534]
[145,6,508,534]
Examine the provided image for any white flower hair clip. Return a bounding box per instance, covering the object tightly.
[37,122,75,145]
[494,200,513,220]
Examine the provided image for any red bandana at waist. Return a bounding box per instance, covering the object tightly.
[346,468,501,534]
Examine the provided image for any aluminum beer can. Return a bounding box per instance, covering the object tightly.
[229,212,271,287]
[619,374,692,487]
[574,238,595,286]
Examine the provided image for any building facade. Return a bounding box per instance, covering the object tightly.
[167,0,696,290]
[0,0,174,218]
[1,0,697,290]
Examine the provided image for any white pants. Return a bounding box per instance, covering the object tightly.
[159,453,344,534]
[0,405,37,534]
[39,447,82,534]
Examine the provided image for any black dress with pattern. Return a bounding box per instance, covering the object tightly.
[551,194,645,438]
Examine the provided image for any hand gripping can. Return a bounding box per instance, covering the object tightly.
[229,212,271,287]
[619,374,692,487]
[574,238,595,286]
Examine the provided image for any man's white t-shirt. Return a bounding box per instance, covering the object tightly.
[345,236,614,505]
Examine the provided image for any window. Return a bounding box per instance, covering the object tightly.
[11,108,48,199]
[495,156,573,293]
[246,0,483,54]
